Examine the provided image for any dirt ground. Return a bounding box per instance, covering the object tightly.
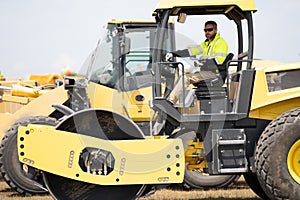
[0,178,261,200]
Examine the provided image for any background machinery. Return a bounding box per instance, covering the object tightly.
[0,19,238,196]
[0,74,63,135]
[0,74,66,194]
[16,0,300,199]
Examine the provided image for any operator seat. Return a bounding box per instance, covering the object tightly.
[194,53,234,113]
[217,53,234,84]
[194,53,234,88]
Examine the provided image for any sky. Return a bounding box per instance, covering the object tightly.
[0,0,299,78]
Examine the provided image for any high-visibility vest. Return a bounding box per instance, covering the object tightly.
[189,33,228,64]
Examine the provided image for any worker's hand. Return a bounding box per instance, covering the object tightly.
[194,60,203,68]
[165,52,175,62]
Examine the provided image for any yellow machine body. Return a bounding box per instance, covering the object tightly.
[87,82,152,122]
[184,141,207,171]
[249,62,300,120]
[18,124,184,185]
[28,74,63,86]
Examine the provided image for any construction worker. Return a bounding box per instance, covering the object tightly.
[167,20,228,104]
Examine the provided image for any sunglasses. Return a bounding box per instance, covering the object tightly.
[204,28,214,32]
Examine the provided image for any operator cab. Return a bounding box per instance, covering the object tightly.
[152,0,256,124]
[150,0,259,177]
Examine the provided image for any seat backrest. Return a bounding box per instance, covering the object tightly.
[217,53,234,83]
[193,53,234,88]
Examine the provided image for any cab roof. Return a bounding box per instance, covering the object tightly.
[154,0,256,15]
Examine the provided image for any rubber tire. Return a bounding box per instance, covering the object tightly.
[243,173,270,200]
[184,168,240,190]
[0,116,58,195]
[172,129,240,189]
[255,108,300,199]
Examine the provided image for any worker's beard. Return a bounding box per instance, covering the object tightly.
[206,32,217,41]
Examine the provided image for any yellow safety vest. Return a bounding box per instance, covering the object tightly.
[189,33,228,64]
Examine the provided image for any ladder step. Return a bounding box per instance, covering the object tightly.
[218,140,245,145]
[220,168,247,173]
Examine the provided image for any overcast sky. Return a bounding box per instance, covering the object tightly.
[0,0,299,78]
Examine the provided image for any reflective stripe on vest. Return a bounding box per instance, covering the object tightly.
[209,37,220,57]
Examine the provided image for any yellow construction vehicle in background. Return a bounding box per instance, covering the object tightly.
[0,19,239,196]
[15,0,300,199]
[0,74,62,131]
[0,74,64,194]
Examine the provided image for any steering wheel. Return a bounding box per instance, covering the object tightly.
[90,69,113,85]
[124,66,132,76]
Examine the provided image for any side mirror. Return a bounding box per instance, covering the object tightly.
[177,13,187,23]
[121,37,131,55]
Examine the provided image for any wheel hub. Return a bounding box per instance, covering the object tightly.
[287,139,300,184]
